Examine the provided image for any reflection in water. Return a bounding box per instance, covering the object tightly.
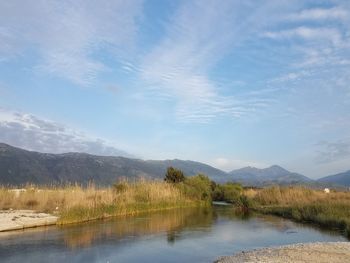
[0,206,347,263]
[63,207,214,249]
[254,213,346,238]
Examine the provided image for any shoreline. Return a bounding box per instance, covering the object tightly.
[252,206,350,239]
[0,204,203,232]
[215,242,350,263]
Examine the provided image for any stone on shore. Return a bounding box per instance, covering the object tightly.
[215,242,350,263]
[0,210,58,232]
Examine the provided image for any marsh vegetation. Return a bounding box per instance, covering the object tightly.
[248,186,350,238]
[1,167,349,239]
[0,180,203,224]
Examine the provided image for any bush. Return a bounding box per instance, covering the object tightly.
[164,167,185,183]
[212,185,225,201]
[222,183,242,204]
[212,182,243,204]
[178,174,212,203]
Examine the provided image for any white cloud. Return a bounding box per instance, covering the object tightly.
[0,108,131,157]
[0,0,143,85]
[263,27,342,46]
[287,7,349,21]
[263,5,350,88]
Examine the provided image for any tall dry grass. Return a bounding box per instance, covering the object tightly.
[0,184,115,212]
[0,180,201,224]
[252,186,350,238]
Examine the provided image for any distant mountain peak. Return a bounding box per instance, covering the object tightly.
[264,165,290,174]
[229,164,312,186]
[268,164,284,170]
[230,166,260,173]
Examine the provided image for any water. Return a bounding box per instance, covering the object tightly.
[0,205,347,263]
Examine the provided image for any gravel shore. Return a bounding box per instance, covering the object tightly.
[215,242,350,263]
[0,210,58,232]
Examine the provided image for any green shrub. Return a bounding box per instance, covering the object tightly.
[164,167,185,183]
[212,182,243,204]
[178,174,212,203]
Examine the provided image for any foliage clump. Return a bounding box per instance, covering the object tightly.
[164,166,185,183]
[212,182,243,204]
[178,174,212,203]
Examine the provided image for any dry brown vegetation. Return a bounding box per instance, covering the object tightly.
[0,180,202,224]
[250,186,350,238]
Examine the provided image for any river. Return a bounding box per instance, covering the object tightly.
[0,205,347,262]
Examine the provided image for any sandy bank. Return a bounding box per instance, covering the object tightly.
[0,210,58,232]
[215,242,350,263]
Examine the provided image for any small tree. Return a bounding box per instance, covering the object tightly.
[164,166,185,183]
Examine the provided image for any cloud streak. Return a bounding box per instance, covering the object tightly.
[0,0,143,85]
[137,1,283,122]
[263,27,343,46]
[262,3,350,102]
[287,7,349,21]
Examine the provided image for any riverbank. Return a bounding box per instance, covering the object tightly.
[0,178,210,226]
[216,242,350,263]
[246,187,350,238]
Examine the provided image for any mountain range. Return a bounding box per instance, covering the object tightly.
[317,170,350,187]
[0,143,348,187]
[227,165,313,186]
[0,143,226,186]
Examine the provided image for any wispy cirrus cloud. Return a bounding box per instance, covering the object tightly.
[0,0,143,85]
[137,0,283,122]
[263,4,350,93]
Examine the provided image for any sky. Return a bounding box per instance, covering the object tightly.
[0,0,350,179]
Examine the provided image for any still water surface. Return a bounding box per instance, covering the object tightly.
[0,205,347,263]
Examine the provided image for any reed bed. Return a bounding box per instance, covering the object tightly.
[0,180,202,224]
[252,186,350,238]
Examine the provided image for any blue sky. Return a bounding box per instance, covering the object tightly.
[0,0,350,178]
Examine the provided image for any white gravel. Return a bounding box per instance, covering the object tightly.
[215,242,350,263]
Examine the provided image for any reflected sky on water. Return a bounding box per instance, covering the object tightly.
[0,206,347,263]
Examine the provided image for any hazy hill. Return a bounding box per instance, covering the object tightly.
[0,143,227,186]
[317,170,350,187]
[3,142,348,187]
[228,165,313,186]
